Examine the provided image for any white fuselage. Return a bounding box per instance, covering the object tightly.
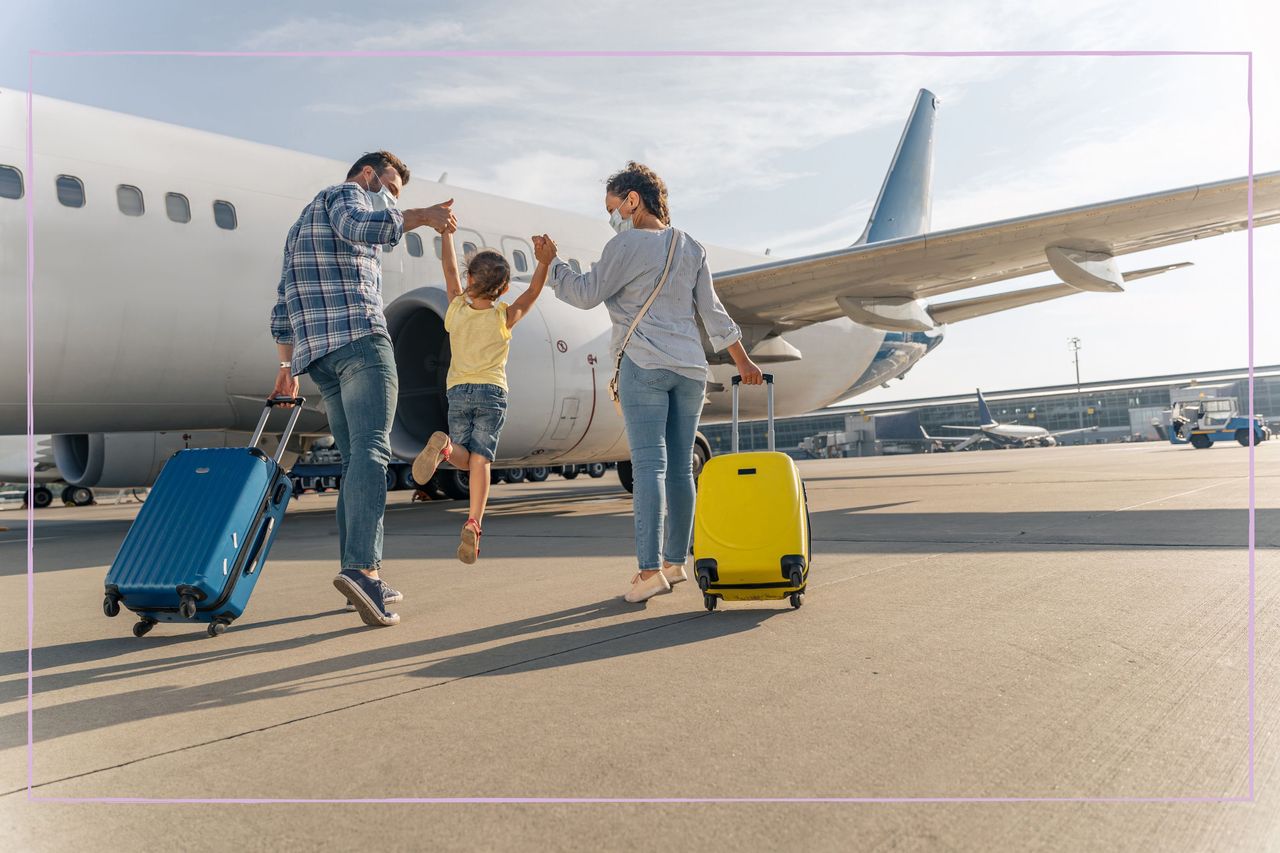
[0,92,916,481]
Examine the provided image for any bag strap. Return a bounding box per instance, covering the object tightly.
[615,228,680,369]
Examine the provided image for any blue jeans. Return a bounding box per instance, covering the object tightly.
[618,355,705,570]
[306,334,398,571]
[446,383,508,461]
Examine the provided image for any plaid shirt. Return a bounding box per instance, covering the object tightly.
[271,182,405,374]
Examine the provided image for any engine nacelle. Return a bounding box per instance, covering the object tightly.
[51,430,281,487]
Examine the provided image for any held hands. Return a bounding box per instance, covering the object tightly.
[406,198,457,234]
[532,234,557,265]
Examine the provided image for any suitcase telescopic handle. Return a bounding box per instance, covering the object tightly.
[249,397,307,463]
[730,374,775,454]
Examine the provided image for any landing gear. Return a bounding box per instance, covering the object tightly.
[62,486,94,506]
[27,486,53,509]
[525,467,550,483]
[560,466,580,480]
[587,462,607,479]
[502,467,526,484]
[440,469,471,501]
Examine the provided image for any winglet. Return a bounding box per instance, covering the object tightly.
[976,388,996,426]
[855,88,938,245]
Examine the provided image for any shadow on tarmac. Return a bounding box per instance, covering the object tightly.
[2,599,781,749]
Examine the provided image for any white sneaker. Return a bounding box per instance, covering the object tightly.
[661,563,688,585]
[624,571,671,603]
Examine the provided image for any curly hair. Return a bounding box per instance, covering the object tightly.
[605,161,669,225]
[466,249,511,301]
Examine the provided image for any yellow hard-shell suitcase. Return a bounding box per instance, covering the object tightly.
[693,374,810,610]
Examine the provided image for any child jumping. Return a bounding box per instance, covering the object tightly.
[412,228,548,564]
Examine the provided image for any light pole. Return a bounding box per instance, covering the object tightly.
[1068,337,1083,432]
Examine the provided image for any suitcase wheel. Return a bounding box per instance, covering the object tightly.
[103,594,121,618]
[178,596,199,620]
[206,619,229,638]
[789,592,804,609]
[132,619,155,637]
[703,593,718,612]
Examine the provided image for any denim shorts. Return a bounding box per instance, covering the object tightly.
[446,383,508,461]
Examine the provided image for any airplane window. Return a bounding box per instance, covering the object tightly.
[512,250,528,273]
[0,165,22,200]
[116,185,145,216]
[406,232,424,257]
[56,175,85,208]
[213,200,237,230]
[568,258,582,274]
[433,236,443,259]
[165,192,191,223]
[463,241,477,257]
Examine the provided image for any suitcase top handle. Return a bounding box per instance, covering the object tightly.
[730,374,775,454]
[249,396,307,463]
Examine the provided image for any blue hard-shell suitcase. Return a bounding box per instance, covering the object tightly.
[102,398,304,637]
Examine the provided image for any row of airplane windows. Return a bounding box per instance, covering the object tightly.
[0,163,238,229]
[0,163,585,274]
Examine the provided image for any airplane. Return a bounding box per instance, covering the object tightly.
[1,87,1277,499]
[922,388,1099,450]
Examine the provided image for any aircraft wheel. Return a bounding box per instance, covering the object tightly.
[440,469,470,500]
[616,460,634,493]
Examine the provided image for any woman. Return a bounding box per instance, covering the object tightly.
[533,161,763,603]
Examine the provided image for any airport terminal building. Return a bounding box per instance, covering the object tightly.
[702,364,1280,456]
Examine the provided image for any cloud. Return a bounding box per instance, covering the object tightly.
[240,17,469,51]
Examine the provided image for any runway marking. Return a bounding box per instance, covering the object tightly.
[1111,477,1245,513]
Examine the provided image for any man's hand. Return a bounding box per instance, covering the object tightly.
[272,368,301,406]
[404,199,457,233]
[735,357,765,386]
[532,234,557,265]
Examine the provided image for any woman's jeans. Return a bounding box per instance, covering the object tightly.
[618,355,706,571]
[306,334,398,571]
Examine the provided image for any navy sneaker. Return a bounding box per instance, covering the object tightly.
[344,579,403,611]
[333,569,400,627]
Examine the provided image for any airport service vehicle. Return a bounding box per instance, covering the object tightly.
[694,375,811,611]
[3,88,1277,502]
[924,388,1099,450]
[1168,398,1270,448]
[102,399,301,638]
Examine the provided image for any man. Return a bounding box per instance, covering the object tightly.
[271,151,455,627]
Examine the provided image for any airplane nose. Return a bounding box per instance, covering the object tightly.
[925,327,946,352]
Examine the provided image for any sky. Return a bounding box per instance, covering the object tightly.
[4,0,1278,405]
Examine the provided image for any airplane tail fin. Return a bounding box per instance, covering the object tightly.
[976,388,996,426]
[854,88,938,245]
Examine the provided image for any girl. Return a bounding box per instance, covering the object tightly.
[412,226,547,563]
[534,162,763,603]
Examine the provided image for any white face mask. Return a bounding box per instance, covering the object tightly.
[608,205,632,234]
[368,185,397,211]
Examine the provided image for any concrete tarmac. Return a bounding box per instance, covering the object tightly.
[0,442,1275,851]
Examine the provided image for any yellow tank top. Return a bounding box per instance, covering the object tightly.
[444,295,512,390]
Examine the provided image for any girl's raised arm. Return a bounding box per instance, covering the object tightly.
[441,229,463,301]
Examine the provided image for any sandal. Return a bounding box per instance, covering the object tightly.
[412,431,453,486]
[458,518,482,564]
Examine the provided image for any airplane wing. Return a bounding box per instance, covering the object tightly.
[939,425,983,431]
[714,171,1280,330]
[1048,425,1100,438]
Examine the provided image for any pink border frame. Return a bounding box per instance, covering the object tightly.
[22,48,1256,805]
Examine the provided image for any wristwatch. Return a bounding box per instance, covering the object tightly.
[279,361,291,370]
